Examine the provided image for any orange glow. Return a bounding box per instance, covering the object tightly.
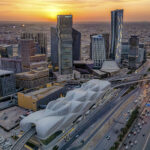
[0,0,150,22]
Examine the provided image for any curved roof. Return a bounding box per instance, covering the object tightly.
[20,79,111,139]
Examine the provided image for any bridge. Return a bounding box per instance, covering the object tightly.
[11,127,36,150]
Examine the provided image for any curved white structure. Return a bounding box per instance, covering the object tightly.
[20,80,111,139]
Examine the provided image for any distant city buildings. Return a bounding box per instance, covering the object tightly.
[91,35,106,68]
[110,9,123,64]
[0,70,16,97]
[51,15,81,75]
[20,32,47,55]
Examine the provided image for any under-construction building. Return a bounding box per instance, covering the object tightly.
[20,32,47,54]
[0,70,16,97]
[19,39,47,72]
[16,68,49,89]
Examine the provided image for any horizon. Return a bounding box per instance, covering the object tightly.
[0,0,150,22]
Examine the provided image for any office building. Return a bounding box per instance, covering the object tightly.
[51,27,59,68]
[102,33,110,59]
[51,27,81,70]
[57,15,73,75]
[20,32,47,54]
[0,70,16,97]
[110,9,123,64]
[91,35,106,68]
[128,36,139,69]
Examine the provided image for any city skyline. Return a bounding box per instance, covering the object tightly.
[0,0,150,22]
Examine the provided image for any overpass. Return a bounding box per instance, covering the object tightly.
[11,127,36,150]
[113,77,150,88]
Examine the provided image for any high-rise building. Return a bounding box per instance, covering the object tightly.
[51,27,59,68]
[51,26,81,71]
[91,35,106,68]
[20,32,47,55]
[57,15,73,75]
[72,29,81,61]
[102,33,110,59]
[110,9,123,64]
[128,36,139,69]
[0,44,13,58]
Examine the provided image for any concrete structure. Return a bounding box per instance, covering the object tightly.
[0,44,13,58]
[128,36,139,69]
[91,35,106,68]
[101,61,120,74]
[18,85,67,111]
[16,68,49,89]
[0,70,16,97]
[20,32,47,54]
[102,33,110,59]
[51,27,81,70]
[110,9,123,64]
[57,15,73,75]
[20,79,111,140]
[0,57,22,73]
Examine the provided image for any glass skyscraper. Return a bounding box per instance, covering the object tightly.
[110,9,123,64]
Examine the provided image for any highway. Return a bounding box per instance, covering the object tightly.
[59,87,137,150]
[11,127,36,150]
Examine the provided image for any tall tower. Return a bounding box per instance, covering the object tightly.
[110,9,123,64]
[91,35,106,68]
[57,15,73,75]
[128,35,139,69]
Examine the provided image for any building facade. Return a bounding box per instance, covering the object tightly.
[110,9,123,64]
[57,15,73,75]
[91,35,106,68]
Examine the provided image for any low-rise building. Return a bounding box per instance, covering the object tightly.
[16,68,49,89]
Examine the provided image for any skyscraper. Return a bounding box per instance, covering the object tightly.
[51,27,59,68]
[102,33,110,59]
[51,27,81,69]
[72,29,81,61]
[110,9,123,64]
[128,36,139,69]
[91,35,106,68]
[57,15,73,75]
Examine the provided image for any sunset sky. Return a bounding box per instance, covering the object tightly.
[0,0,150,22]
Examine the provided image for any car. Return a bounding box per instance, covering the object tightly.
[128,134,131,137]
[76,135,79,138]
[130,143,133,147]
[139,126,142,129]
[134,132,137,135]
[134,140,137,144]
[125,145,129,150]
[106,136,110,140]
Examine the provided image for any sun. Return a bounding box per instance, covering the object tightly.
[46,7,62,20]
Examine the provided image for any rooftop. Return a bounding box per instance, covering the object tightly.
[0,69,14,76]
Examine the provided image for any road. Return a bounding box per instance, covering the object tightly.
[59,87,137,150]
[11,128,36,150]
